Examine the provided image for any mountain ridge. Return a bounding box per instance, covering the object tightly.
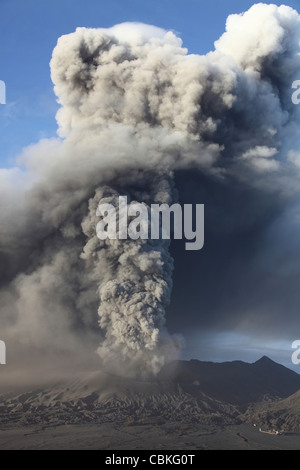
[0,356,299,431]
[158,356,300,407]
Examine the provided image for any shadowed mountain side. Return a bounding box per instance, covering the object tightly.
[0,357,299,430]
[244,389,300,432]
[158,356,300,407]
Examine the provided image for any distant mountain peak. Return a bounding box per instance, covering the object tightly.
[254,356,275,365]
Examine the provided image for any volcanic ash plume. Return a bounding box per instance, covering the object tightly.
[1,4,300,378]
[80,176,181,377]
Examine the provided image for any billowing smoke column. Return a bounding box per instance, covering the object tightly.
[1,4,300,377]
[80,178,180,376]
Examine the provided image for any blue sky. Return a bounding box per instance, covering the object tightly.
[0,0,299,168]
